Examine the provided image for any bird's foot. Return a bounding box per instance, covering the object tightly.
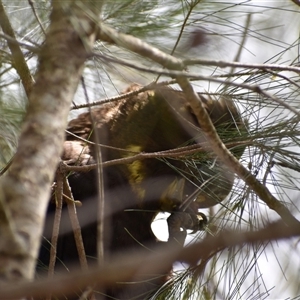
[167,211,207,245]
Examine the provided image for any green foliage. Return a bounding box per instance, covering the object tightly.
[1,0,300,299]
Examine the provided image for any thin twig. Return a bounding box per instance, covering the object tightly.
[61,140,251,172]
[272,161,300,173]
[97,23,184,70]
[72,81,157,110]
[63,176,97,300]
[0,32,39,52]
[80,77,105,278]
[81,75,104,299]
[91,51,300,118]
[184,58,300,74]
[28,0,46,36]
[229,13,251,75]
[154,0,197,83]
[67,19,300,224]
[70,80,174,110]
[63,177,89,271]
[0,156,14,176]
[46,171,63,300]
[176,76,299,227]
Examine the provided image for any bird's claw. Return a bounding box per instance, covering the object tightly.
[167,211,208,245]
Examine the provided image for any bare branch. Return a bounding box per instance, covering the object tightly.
[184,58,300,74]
[61,141,251,173]
[0,32,39,53]
[0,1,34,96]
[71,80,174,110]
[1,220,299,299]
[63,177,89,271]
[46,172,63,300]
[91,52,300,118]
[97,23,184,70]
[28,0,46,36]
[229,13,251,74]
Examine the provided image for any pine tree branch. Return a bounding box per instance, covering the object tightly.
[90,51,300,118]
[184,58,300,74]
[97,23,184,70]
[27,0,46,36]
[0,220,299,299]
[175,77,299,227]
[0,32,39,53]
[61,140,250,173]
[96,23,300,227]
[0,1,34,97]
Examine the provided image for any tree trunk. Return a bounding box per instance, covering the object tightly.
[0,1,102,287]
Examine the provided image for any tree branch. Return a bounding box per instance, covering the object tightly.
[0,1,34,97]
[184,58,300,74]
[91,51,300,118]
[96,23,300,227]
[0,220,299,299]
[176,77,299,227]
[0,1,102,285]
[97,23,184,70]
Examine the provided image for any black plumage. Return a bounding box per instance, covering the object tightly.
[38,85,246,299]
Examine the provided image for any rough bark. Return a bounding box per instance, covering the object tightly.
[0,1,102,287]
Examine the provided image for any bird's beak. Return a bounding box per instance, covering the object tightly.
[160,177,186,211]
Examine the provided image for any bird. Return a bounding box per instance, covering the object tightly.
[38,84,247,299]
